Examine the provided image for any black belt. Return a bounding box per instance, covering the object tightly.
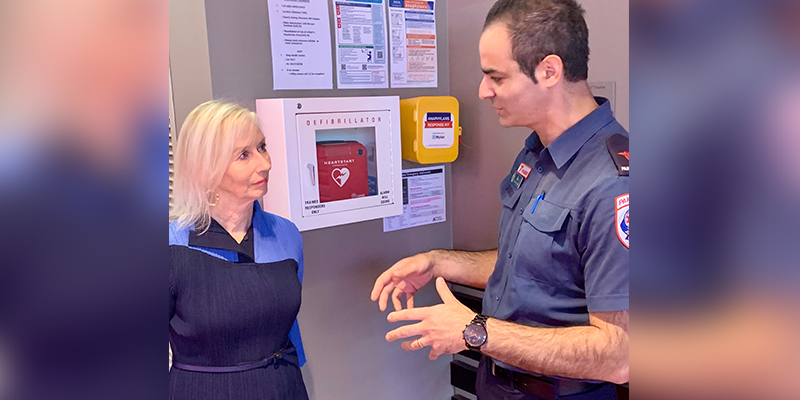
[172,345,296,373]
[491,360,603,399]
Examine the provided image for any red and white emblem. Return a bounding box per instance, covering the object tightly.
[516,163,532,179]
[615,194,629,248]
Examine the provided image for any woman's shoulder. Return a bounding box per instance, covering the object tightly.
[253,203,301,242]
[168,220,190,246]
[256,208,300,234]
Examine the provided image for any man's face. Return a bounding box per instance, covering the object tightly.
[478,23,546,128]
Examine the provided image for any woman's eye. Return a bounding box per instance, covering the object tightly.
[258,144,267,152]
[238,151,249,160]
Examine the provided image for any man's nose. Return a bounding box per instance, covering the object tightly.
[478,76,494,100]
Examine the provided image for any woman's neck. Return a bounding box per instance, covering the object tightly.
[209,195,253,243]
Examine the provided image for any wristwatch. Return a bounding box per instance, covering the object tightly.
[463,314,489,351]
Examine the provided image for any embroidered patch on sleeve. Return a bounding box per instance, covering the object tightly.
[615,194,629,248]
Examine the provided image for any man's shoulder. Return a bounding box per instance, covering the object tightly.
[567,126,629,209]
[582,123,629,177]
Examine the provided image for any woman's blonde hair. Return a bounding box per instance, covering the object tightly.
[170,100,263,231]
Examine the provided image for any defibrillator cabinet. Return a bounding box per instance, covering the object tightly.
[399,96,461,164]
[255,96,403,231]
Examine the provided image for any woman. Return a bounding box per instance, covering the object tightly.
[169,100,309,400]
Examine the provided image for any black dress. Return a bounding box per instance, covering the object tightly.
[169,216,309,400]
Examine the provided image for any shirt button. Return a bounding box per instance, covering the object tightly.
[537,166,544,173]
[519,208,524,215]
[508,252,512,259]
[495,295,500,301]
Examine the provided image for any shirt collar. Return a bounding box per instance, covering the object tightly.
[187,202,258,263]
[525,97,614,169]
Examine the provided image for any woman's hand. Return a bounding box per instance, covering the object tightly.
[370,252,436,312]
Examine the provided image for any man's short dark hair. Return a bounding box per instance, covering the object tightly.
[484,0,589,83]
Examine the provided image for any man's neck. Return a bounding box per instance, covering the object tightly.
[531,84,599,148]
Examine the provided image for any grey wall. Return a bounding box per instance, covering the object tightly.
[448,0,630,251]
[169,0,213,127]
[170,0,454,399]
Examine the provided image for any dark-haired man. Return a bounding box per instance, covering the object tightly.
[371,1,628,398]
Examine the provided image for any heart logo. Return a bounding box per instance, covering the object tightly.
[331,167,350,188]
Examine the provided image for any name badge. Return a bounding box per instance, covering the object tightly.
[516,163,532,178]
[510,163,532,189]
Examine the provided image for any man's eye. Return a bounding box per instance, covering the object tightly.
[491,76,503,83]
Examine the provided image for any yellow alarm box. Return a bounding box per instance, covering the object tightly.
[399,96,461,164]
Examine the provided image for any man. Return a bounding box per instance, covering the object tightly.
[370,0,629,399]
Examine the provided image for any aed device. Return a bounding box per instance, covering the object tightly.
[316,141,369,203]
[255,96,402,231]
[399,96,461,164]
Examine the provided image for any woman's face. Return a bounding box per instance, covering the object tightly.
[215,123,272,204]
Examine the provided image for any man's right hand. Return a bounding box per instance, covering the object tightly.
[370,252,436,312]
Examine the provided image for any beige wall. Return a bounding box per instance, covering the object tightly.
[449,0,630,251]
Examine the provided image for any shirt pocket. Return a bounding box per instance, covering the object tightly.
[500,178,523,209]
[514,199,576,288]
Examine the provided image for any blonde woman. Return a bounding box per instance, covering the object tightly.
[169,100,309,400]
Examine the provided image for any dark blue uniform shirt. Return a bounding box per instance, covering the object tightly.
[483,99,629,348]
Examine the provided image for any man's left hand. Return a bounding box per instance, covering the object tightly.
[385,277,475,360]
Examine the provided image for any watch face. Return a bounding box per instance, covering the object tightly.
[464,323,487,347]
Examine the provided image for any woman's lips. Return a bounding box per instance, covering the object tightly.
[253,179,267,186]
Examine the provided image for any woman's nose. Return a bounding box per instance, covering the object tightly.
[256,152,272,173]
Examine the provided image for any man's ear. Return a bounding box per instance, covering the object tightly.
[536,55,564,88]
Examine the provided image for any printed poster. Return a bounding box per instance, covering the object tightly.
[388,0,438,88]
[333,0,389,89]
[268,0,334,90]
[383,166,446,232]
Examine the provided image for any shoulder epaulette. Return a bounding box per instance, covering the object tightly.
[606,134,629,176]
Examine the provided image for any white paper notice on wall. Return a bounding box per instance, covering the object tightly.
[268,0,334,90]
[589,81,616,112]
[388,0,438,88]
[333,0,389,89]
[383,166,446,232]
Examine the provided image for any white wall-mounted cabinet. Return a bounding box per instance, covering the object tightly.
[256,96,403,231]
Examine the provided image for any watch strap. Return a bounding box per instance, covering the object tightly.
[464,314,490,351]
[471,314,489,326]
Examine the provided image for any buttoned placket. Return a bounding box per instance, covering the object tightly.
[486,149,551,315]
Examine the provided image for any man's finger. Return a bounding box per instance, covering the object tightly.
[378,281,396,312]
[387,306,431,323]
[428,349,440,361]
[435,277,458,305]
[391,287,404,312]
[385,323,426,342]
[370,269,393,302]
[406,292,415,309]
[400,337,426,351]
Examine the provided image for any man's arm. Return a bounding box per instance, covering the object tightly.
[482,311,629,384]
[429,249,497,289]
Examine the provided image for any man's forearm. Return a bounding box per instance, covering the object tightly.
[428,249,497,289]
[481,312,629,384]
